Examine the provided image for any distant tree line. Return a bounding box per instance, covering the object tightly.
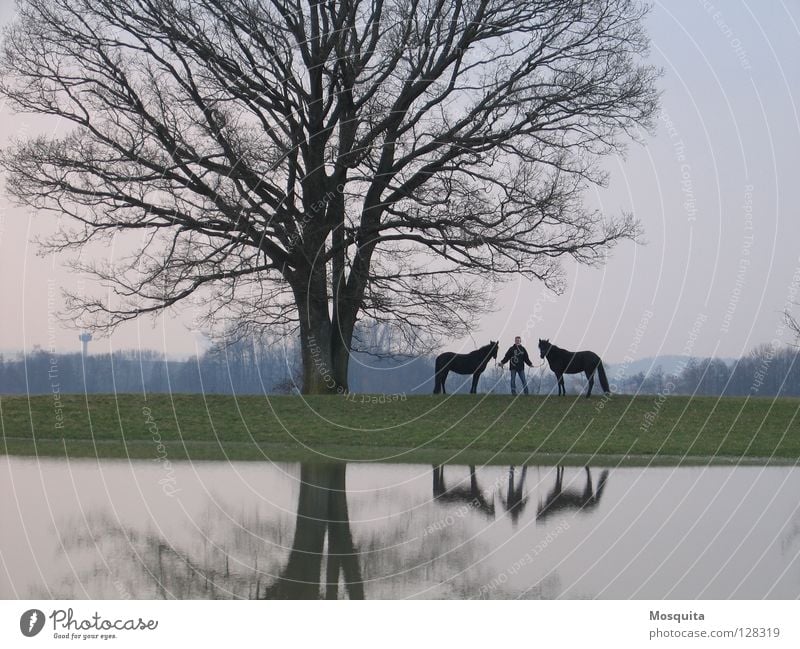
[0,343,297,396]
[612,344,800,397]
[1,338,797,397]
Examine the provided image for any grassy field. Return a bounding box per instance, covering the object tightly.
[1,392,799,465]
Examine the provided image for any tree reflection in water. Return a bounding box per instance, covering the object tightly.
[52,464,364,599]
[262,463,363,599]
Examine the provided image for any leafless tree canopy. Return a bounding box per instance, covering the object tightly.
[786,309,800,345]
[0,0,659,392]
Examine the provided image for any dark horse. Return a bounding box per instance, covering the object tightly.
[538,339,610,398]
[433,341,499,394]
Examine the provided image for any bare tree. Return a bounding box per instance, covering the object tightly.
[786,309,800,345]
[0,0,659,393]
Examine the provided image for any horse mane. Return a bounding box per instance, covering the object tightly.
[540,339,570,355]
[459,341,496,360]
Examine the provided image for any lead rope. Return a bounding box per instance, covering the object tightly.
[494,358,549,394]
[537,348,554,393]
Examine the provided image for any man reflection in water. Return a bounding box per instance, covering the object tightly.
[499,336,534,395]
[500,466,529,527]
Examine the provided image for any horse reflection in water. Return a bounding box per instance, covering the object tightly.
[432,465,495,518]
[264,463,363,599]
[537,466,609,521]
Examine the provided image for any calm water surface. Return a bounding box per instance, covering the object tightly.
[2,457,800,599]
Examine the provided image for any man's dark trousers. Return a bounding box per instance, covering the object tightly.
[511,367,529,395]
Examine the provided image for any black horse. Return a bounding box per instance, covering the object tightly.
[433,341,499,394]
[538,339,610,398]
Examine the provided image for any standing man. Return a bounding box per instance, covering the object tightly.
[499,336,534,395]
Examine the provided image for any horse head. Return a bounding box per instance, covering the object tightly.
[538,338,551,359]
[490,340,499,360]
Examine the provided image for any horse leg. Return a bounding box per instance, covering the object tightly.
[441,370,448,394]
[585,370,594,398]
[470,372,480,394]
[582,467,596,503]
[557,373,565,396]
[433,465,444,497]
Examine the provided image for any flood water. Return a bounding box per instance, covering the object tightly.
[2,457,800,599]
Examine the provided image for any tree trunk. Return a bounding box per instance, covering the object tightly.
[295,281,351,395]
[330,332,351,393]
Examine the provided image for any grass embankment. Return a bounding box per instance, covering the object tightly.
[1,393,798,465]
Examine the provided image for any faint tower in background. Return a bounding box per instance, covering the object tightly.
[78,332,92,356]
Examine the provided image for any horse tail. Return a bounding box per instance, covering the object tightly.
[597,360,610,394]
[595,470,610,501]
[433,354,445,393]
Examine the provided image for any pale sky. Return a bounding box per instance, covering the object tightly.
[1,0,799,364]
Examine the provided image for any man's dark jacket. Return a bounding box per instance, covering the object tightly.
[500,344,533,370]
